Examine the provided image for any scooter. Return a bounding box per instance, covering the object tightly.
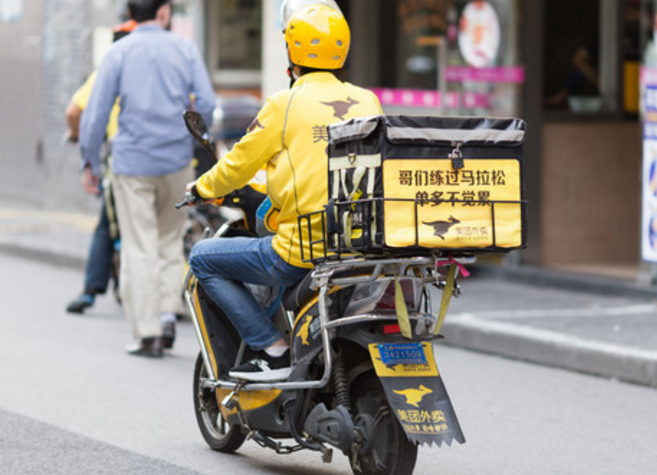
[179,111,472,475]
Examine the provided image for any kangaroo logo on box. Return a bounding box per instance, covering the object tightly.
[423,216,460,240]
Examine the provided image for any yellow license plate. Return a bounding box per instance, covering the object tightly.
[369,342,439,377]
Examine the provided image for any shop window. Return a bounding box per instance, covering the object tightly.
[170,0,197,42]
[374,0,523,118]
[543,0,641,118]
[207,0,262,89]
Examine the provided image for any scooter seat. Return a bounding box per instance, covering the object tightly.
[281,265,379,311]
[282,271,315,310]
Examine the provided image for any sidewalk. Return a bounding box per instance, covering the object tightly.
[1,201,656,388]
[0,202,95,269]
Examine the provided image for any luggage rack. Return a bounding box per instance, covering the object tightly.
[298,196,527,264]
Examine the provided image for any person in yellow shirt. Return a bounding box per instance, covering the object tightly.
[187,2,382,381]
[66,71,121,143]
[65,20,137,315]
[65,20,135,145]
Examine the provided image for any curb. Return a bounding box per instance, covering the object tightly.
[4,238,657,387]
[442,314,657,387]
[471,264,657,300]
[0,242,85,270]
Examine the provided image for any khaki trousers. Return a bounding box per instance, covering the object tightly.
[112,166,193,340]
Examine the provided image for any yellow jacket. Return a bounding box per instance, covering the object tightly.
[195,72,382,268]
[72,70,120,140]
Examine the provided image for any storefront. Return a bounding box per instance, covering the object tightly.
[189,0,649,278]
[538,0,644,277]
[352,0,523,119]
[639,0,657,282]
[346,0,647,277]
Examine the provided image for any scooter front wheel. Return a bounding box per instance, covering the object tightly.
[350,372,418,475]
[193,353,246,453]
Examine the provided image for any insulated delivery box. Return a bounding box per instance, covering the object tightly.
[320,115,527,257]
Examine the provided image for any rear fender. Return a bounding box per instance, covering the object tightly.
[367,341,466,447]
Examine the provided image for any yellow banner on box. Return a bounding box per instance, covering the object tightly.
[382,159,522,249]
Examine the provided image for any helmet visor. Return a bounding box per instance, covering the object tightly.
[279,0,342,30]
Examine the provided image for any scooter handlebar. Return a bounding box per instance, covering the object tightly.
[175,191,197,209]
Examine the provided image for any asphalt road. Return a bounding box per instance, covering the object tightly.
[1,254,656,475]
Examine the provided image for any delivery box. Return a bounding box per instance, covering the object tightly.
[322,114,527,257]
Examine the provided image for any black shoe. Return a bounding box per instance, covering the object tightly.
[127,337,164,358]
[66,294,95,314]
[229,349,291,382]
[162,322,175,349]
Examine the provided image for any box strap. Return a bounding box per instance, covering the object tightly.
[330,154,381,252]
[341,166,365,250]
[433,264,456,336]
[394,276,413,339]
[367,167,377,245]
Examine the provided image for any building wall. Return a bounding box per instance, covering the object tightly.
[0,0,98,210]
[39,0,95,211]
[541,121,642,265]
[0,0,45,204]
[262,0,288,100]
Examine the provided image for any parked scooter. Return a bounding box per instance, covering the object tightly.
[179,111,472,475]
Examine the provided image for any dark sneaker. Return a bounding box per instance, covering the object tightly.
[66,293,95,314]
[126,337,164,358]
[229,350,292,382]
[162,321,175,349]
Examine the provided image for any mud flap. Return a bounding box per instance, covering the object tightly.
[368,342,465,447]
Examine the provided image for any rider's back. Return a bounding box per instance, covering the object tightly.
[195,71,382,268]
[267,72,382,267]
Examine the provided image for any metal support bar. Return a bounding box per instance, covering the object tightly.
[186,287,217,382]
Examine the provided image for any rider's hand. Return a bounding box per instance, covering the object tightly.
[82,167,100,196]
[185,181,214,206]
[185,181,199,206]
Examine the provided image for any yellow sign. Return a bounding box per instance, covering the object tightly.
[401,422,450,435]
[382,159,522,248]
[369,342,439,377]
[396,408,449,434]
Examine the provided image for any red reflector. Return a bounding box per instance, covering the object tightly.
[383,324,401,334]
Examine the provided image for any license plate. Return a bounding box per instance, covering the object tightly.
[378,343,427,366]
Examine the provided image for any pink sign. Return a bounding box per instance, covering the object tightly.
[641,67,657,86]
[445,66,524,84]
[370,88,491,110]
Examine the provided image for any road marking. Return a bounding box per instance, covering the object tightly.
[0,207,96,229]
[0,224,51,234]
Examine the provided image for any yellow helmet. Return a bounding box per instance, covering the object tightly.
[284,4,350,70]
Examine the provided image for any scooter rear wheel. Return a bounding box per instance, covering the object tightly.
[193,353,246,453]
[350,372,418,475]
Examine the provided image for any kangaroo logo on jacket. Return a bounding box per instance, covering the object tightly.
[321,97,359,120]
[247,118,265,134]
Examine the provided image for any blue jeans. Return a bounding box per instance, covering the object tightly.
[189,235,309,350]
[84,199,115,295]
